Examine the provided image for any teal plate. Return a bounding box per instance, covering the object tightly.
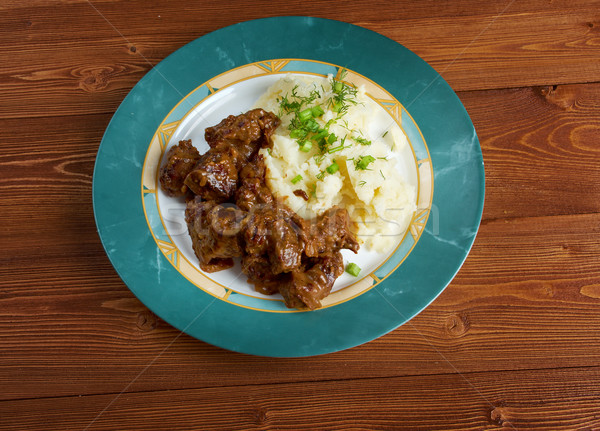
[93,17,484,357]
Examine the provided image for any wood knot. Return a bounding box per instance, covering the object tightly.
[78,66,112,93]
[129,45,137,53]
[445,313,470,337]
[253,407,269,425]
[490,406,512,428]
[540,281,556,298]
[537,84,578,110]
[136,311,158,332]
[539,84,557,97]
[490,407,504,425]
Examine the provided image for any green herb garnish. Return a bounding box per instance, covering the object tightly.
[346,262,361,277]
[326,160,339,174]
[354,136,372,146]
[355,155,375,170]
[299,141,313,153]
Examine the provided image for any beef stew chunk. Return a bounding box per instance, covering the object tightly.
[185,197,245,273]
[242,202,306,275]
[160,109,361,309]
[159,139,201,197]
[279,253,345,310]
[241,254,287,296]
[205,108,280,162]
[304,207,360,257]
[235,154,274,211]
[184,145,240,202]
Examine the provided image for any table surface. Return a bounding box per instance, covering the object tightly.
[2,1,600,429]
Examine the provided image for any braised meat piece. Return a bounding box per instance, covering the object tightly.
[279,252,345,310]
[304,207,360,257]
[184,145,240,202]
[235,154,274,211]
[271,218,304,273]
[185,197,246,273]
[159,140,201,197]
[205,108,280,164]
[182,110,280,202]
[241,254,287,296]
[242,202,305,274]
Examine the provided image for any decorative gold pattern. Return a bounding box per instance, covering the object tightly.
[410,209,430,241]
[158,121,181,152]
[157,239,179,267]
[376,99,401,122]
[257,60,290,73]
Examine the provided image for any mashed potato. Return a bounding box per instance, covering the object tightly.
[254,74,416,252]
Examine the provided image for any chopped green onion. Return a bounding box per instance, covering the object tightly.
[333,81,344,94]
[290,128,307,139]
[355,155,375,170]
[326,160,339,174]
[299,108,313,122]
[311,105,325,117]
[327,133,337,144]
[346,262,361,277]
[314,129,329,139]
[305,119,320,132]
[291,174,303,184]
[299,141,312,152]
[328,137,347,154]
[354,136,372,146]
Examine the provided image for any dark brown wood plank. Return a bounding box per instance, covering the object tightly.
[378,8,600,92]
[1,212,598,400]
[462,83,600,220]
[1,3,599,118]
[4,0,599,20]
[2,366,600,430]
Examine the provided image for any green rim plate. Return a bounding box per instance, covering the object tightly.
[93,17,484,357]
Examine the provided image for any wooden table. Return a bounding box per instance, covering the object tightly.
[2,1,599,429]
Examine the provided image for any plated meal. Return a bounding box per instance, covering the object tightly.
[95,16,483,356]
[157,72,416,310]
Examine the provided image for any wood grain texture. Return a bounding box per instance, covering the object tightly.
[1,1,600,118]
[2,1,600,428]
[2,367,600,430]
[1,213,598,400]
[462,83,600,220]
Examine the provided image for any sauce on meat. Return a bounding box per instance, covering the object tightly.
[159,108,360,310]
